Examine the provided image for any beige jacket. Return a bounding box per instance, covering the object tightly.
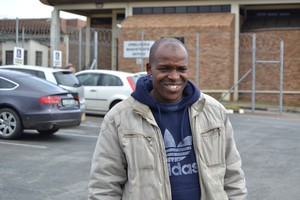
[88,93,247,200]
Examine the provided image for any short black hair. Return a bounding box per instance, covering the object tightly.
[149,37,186,65]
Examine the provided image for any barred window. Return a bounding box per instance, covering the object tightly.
[133,5,231,15]
[35,51,42,66]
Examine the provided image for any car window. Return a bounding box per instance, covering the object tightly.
[100,74,123,86]
[76,73,100,86]
[53,71,81,87]
[0,77,18,89]
[21,76,65,91]
[2,68,46,79]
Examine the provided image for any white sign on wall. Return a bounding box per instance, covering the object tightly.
[53,50,62,67]
[123,41,154,58]
[13,47,24,65]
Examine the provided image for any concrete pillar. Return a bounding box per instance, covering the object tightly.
[85,17,91,68]
[231,3,240,101]
[50,8,60,68]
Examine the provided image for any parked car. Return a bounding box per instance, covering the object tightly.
[0,65,85,113]
[75,69,139,115]
[0,69,82,140]
[135,71,148,77]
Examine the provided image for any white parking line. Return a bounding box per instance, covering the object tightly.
[0,141,47,149]
[57,132,99,138]
[79,123,101,128]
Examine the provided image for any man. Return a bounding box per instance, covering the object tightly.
[88,37,247,200]
[67,63,76,74]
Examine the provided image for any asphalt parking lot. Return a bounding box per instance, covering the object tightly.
[0,112,299,200]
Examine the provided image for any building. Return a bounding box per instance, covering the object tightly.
[0,18,86,68]
[39,1,300,106]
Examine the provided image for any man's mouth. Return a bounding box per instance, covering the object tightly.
[167,85,179,89]
[164,83,182,90]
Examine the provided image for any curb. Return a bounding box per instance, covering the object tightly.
[226,109,245,114]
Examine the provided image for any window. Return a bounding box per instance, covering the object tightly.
[100,74,122,86]
[91,18,112,25]
[53,71,80,87]
[176,7,187,13]
[5,50,27,65]
[24,51,28,65]
[187,6,198,13]
[199,6,210,13]
[2,68,46,80]
[133,5,231,15]
[77,73,100,86]
[165,7,175,14]
[143,7,152,14]
[35,51,42,66]
[5,51,13,65]
[211,6,222,12]
[241,9,300,31]
[153,7,164,14]
[116,13,125,21]
[0,78,17,89]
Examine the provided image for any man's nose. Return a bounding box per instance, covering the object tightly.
[168,69,180,79]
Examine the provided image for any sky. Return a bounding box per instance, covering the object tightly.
[0,0,86,20]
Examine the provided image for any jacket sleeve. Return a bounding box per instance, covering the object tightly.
[223,114,248,200]
[88,115,127,200]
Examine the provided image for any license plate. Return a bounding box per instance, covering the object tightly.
[62,99,77,107]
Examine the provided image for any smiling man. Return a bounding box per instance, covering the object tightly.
[88,37,247,200]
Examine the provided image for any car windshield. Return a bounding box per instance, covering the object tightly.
[53,71,81,87]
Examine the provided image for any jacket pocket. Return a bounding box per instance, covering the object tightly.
[200,127,225,166]
[122,132,156,170]
[129,185,159,200]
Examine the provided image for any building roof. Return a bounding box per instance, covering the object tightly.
[0,19,51,34]
[40,0,178,5]
[0,18,86,34]
[40,0,182,17]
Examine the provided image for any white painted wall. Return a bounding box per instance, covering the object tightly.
[2,40,48,66]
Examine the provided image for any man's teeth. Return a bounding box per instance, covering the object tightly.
[168,85,178,89]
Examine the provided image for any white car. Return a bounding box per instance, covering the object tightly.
[0,65,86,113]
[75,69,139,115]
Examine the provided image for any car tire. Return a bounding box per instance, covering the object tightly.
[0,108,23,140]
[110,100,122,109]
[37,129,59,135]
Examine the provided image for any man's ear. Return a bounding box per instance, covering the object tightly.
[146,63,152,75]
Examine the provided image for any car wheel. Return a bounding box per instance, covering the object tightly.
[37,129,59,135]
[110,100,122,109]
[0,108,23,140]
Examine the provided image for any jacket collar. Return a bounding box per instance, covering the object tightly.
[130,93,206,122]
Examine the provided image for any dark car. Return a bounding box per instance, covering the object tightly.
[0,65,86,113]
[0,69,82,140]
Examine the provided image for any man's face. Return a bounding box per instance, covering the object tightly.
[146,43,189,103]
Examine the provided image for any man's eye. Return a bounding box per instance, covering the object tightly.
[158,68,169,72]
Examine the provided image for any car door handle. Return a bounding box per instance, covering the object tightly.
[90,89,97,92]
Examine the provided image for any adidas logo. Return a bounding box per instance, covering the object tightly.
[164,129,192,162]
[164,129,198,177]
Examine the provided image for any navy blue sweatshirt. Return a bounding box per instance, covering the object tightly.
[131,76,201,200]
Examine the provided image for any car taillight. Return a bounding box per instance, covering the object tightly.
[75,96,80,102]
[39,96,61,104]
[127,77,136,91]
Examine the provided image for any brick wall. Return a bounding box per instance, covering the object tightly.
[117,13,299,106]
[118,13,235,91]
